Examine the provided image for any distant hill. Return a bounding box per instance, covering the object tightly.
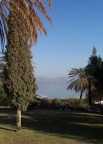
[36,77,68,83]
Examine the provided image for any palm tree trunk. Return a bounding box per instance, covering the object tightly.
[17,109,21,130]
[77,89,83,108]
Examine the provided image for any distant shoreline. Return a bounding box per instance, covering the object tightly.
[38,95,85,99]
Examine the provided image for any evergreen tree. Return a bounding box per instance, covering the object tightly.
[4,10,37,129]
[1,0,52,130]
[85,47,103,108]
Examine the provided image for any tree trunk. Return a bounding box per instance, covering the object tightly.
[17,109,21,130]
[77,89,83,108]
[88,79,92,110]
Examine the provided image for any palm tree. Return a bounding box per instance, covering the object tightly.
[67,68,88,107]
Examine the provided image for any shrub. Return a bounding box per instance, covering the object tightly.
[40,98,52,108]
[51,98,61,107]
[67,98,78,108]
[63,97,87,109]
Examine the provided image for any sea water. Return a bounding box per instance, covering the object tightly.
[36,78,80,98]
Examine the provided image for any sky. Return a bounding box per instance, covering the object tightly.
[32,0,103,78]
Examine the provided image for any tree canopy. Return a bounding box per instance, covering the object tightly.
[85,47,103,103]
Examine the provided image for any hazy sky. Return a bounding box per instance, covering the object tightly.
[32,0,103,77]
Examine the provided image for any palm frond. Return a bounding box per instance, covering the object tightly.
[67,79,78,91]
[11,0,52,44]
[0,0,52,50]
[0,0,10,50]
[67,67,88,93]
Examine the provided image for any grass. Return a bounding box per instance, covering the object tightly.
[0,109,103,144]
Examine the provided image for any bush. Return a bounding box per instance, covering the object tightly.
[51,98,61,108]
[40,98,52,108]
[66,98,78,108]
[63,97,87,109]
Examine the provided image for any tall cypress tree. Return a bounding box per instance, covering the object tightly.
[3,0,52,130]
[5,9,37,130]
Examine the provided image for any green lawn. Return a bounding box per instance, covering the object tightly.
[0,109,103,144]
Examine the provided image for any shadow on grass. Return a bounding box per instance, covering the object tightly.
[0,126,16,132]
[0,109,103,143]
[0,109,16,131]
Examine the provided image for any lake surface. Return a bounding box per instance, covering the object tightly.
[36,77,80,98]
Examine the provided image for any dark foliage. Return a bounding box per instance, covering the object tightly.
[4,9,37,111]
[85,47,103,110]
